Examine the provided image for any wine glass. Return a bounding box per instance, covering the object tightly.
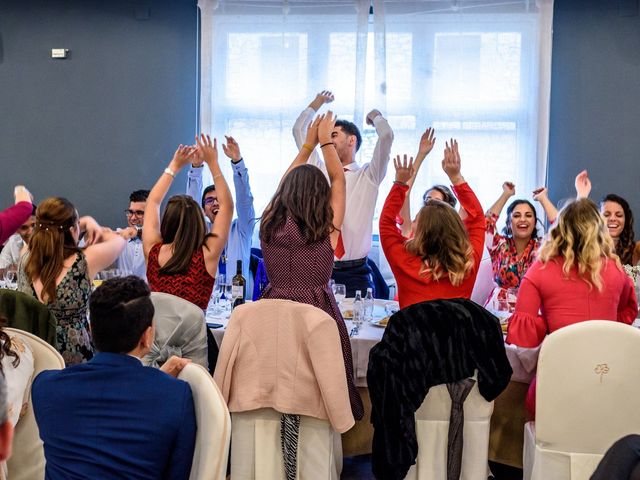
[224,283,233,314]
[333,284,346,306]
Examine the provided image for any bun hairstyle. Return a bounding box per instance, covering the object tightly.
[25,197,80,303]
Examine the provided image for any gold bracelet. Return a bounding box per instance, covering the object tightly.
[302,143,313,152]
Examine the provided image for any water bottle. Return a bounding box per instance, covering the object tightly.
[353,290,363,327]
[364,287,374,321]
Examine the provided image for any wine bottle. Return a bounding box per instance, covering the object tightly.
[232,260,246,308]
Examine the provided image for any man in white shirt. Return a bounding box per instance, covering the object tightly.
[115,190,149,280]
[0,205,36,277]
[293,90,394,297]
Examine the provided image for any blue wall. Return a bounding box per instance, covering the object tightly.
[548,0,640,211]
[0,0,198,227]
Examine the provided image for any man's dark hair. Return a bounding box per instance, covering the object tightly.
[130,190,150,203]
[201,185,216,208]
[335,119,362,152]
[90,276,154,353]
[31,204,37,216]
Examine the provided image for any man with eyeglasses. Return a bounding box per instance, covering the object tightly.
[116,189,150,280]
[0,204,36,277]
[187,136,255,296]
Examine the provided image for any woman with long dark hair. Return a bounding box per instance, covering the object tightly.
[18,198,128,365]
[600,193,640,266]
[259,112,364,419]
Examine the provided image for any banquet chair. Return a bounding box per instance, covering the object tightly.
[177,363,231,480]
[405,376,494,480]
[5,328,65,480]
[523,320,640,480]
[142,292,208,370]
[0,289,57,348]
[214,299,354,479]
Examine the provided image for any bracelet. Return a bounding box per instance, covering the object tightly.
[320,142,334,149]
[163,167,176,178]
[213,174,223,180]
[302,143,314,152]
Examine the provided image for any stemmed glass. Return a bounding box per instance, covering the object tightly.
[207,275,225,317]
[224,283,233,314]
[333,284,346,306]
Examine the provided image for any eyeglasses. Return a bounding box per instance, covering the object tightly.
[124,209,145,217]
[203,197,218,206]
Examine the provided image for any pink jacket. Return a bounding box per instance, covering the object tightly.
[213,299,355,433]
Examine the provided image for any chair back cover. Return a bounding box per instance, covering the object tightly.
[5,328,64,480]
[178,363,231,480]
[0,289,57,348]
[405,378,494,480]
[470,254,495,306]
[524,320,640,480]
[143,292,207,369]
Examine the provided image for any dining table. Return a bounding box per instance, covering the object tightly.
[207,298,539,466]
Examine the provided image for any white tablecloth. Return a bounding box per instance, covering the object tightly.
[208,299,538,387]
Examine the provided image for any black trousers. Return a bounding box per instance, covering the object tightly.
[591,435,640,480]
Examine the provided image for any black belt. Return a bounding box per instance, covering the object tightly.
[333,257,367,270]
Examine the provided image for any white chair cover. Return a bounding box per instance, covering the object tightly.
[471,254,495,306]
[5,328,65,480]
[143,292,207,369]
[523,320,640,480]
[405,378,494,480]
[178,363,231,480]
[230,408,342,480]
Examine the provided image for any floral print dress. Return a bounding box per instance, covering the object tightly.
[484,212,541,307]
[18,252,93,365]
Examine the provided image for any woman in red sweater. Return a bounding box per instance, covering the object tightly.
[380,139,485,309]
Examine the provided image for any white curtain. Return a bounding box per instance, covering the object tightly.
[197,0,554,227]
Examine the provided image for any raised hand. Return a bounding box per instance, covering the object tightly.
[366,109,382,127]
[318,111,337,144]
[222,135,242,162]
[503,181,516,197]
[195,134,218,169]
[309,90,335,111]
[418,127,436,157]
[394,154,415,184]
[442,139,463,184]
[13,185,32,204]
[170,144,196,170]
[574,170,591,199]
[532,186,548,202]
[305,114,324,147]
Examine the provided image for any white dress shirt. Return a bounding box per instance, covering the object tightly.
[292,107,394,261]
[0,234,24,269]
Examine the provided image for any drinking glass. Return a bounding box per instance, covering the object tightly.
[224,283,233,313]
[3,266,17,290]
[333,284,346,305]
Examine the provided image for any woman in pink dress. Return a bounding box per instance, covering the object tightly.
[506,197,638,416]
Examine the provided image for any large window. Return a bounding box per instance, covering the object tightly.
[199,0,553,233]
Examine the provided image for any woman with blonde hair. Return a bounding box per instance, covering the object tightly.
[507,198,638,348]
[18,198,130,365]
[380,139,485,309]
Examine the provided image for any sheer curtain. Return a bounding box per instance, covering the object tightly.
[197,0,554,228]
[197,0,370,216]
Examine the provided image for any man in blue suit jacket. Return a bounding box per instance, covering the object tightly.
[32,276,196,480]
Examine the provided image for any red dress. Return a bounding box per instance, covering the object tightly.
[260,216,364,420]
[146,244,214,310]
[379,182,486,309]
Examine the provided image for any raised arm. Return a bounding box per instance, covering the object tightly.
[143,144,196,259]
[0,186,33,245]
[282,115,323,182]
[223,136,255,244]
[83,221,129,279]
[365,109,394,185]
[574,170,592,199]
[398,127,436,237]
[317,112,346,249]
[293,91,333,172]
[487,182,516,219]
[198,134,234,276]
[532,187,558,224]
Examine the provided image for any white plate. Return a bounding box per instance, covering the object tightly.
[370,317,390,328]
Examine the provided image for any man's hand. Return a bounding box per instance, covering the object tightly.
[442,139,464,185]
[195,134,218,169]
[305,114,323,147]
[222,136,242,162]
[318,111,336,145]
[309,90,334,111]
[503,181,516,197]
[532,186,549,202]
[117,226,138,240]
[394,154,415,184]
[417,127,436,157]
[160,356,191,378]
[575,170,592,199]
[366,109,382,127]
